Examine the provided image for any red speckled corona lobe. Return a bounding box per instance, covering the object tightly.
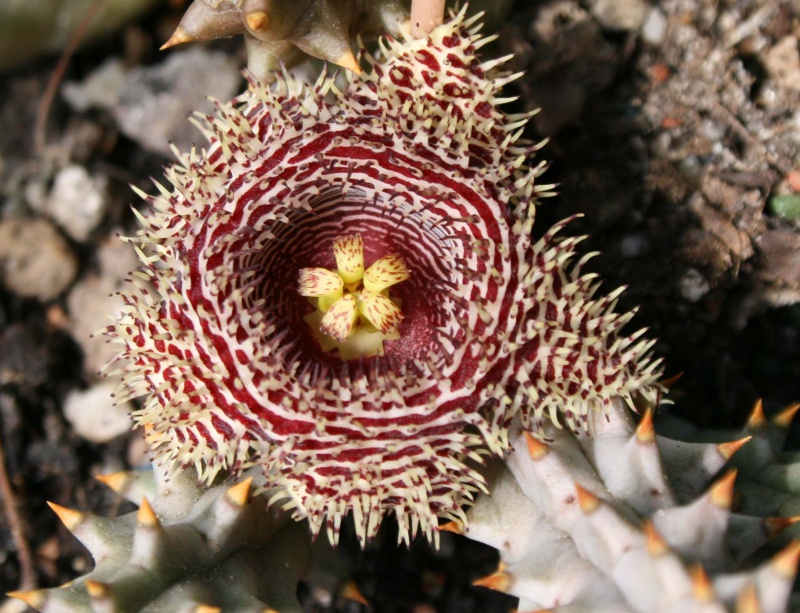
[108,8,663,545]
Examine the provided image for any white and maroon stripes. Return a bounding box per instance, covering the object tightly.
[109,8,664,546]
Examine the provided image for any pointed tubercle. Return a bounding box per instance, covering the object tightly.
[747,399,767,429]
[771,540,800,578]
[688,564,714,602]
[718,436,752,460]
[85,580,110,599]
[438,520,465,535]
[710,468,737,509]
[773,402,800,429]
[472,565,511,593]
[765,516,800,538]
[7,589,47,609]
[160,26,192,50]
[642,521,667,556]
[226,477,253,507]
[95,471,129,493]
[575,483,600,514]
[335,49,362,75]
[636,408,655,443]
[524,431,548,460]
[137,497,160,527]
[659,372,683,388]
[245,10,270,33]
[734,583,760,613]
[340,580,369,605]
[47,501,85,532]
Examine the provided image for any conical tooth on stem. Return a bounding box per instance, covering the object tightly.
[164,0,243,47]
[524,431,549,460]
[735,584,760,613]
[718,437,752,460]
[575,483,600,514]
[772,402,800,428]
[659,372,684,388]
[710,469,737,509]
[96,468,157,504]
[226,477,253,507]
[656,437,735,503]
[47,501,86,533]
[340,580,368,605]
[438,520,464,534]
[137,497,160,528]
[85,579,110,599]
[636,409,655,443]
[161,26,192,50]
[765,516,800,538]
[131,497,165,567]
[472,564,512,592]
[746,399,767,430]
[689,564,714,602]
[771,540,800,578]
[642,521,668,556]
[7,589,47,609]
[651,475,733,568]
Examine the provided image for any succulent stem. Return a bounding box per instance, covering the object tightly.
[410,0,446,37]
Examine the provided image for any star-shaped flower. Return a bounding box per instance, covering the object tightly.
[109,8,664,545]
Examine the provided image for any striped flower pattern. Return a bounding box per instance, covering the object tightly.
[108,9,664,545]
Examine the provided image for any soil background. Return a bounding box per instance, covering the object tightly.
[0,1,799,612]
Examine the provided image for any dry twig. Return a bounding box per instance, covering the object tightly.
[0,417,35,591]
[34,0,105,152]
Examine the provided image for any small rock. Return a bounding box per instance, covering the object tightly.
[0,324,51,387]
[41,165,108,241]
[63,382,133,444]
[126,430,150,468]
[113,48,242,155]
[764,36,800,91]
[620,233,649,257]
[679,268,711,302]
[68,235,139,377]
[641,8,667,46]
[589,0,647,31]
[62,58,128,113]
[0,218,78,301]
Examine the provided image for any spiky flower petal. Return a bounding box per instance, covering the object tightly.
[108,9,663,545]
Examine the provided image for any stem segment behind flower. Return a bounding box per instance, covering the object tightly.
[410,0,446,37]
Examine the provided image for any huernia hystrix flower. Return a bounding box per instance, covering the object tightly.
[107,7,664,545]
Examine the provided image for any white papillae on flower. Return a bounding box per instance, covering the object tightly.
[107,7,664,546]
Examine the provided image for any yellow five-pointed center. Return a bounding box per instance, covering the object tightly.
[298,233,410,359]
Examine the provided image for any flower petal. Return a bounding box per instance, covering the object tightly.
[363,254,410,293]
[333,234,364,284]
[319,294,357,342]
[360,292,404,334]
[298,267,344,298]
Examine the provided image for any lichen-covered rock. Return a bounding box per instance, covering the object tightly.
[458,398,800,612]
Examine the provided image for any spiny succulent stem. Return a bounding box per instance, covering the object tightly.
[410,0,446,37]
